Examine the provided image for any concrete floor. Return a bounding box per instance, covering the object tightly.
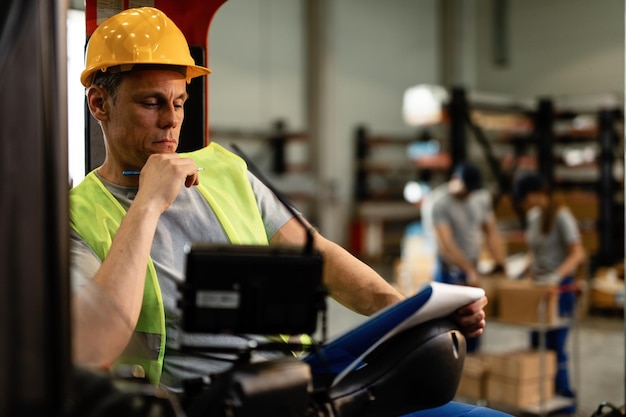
[320,283,625,417]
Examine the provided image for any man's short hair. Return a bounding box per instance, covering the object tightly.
[91,70,126,99]
[91,64,188,99]
[452,163,482,192]
[513,172,546,203]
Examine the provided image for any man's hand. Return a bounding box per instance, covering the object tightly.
[135,153,201,213]
[450,296,488,339]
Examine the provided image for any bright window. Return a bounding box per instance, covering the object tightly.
[67,9,86,186]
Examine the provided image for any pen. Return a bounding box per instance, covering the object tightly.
[123,167,205,176]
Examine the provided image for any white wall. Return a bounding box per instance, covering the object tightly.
[322,0,439,243]
[474,0,624,100]
[209,0,440,244]
[208,0,306,130]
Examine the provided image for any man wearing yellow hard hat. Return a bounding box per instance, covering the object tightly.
[69,7,507,417]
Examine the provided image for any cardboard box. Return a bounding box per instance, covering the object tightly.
[456,354,489,399]
[555,190,598,221]
[497,279,559,325]
[590,267,625,309]
[579,227,599,253]
[478,274,507,319]
[486,374,555,407]
[484,349,556,380]
[484,349,557,407]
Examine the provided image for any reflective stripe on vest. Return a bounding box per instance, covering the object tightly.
[70,143,268,385]
[268,334,315,357]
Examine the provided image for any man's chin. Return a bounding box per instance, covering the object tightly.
[150,145,178,154]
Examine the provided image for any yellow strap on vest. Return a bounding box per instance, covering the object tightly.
[267,334,315,357]
[70,172,166,385]
[182,143,268,244]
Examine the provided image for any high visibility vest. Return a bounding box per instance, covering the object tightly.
[70,143,268,385]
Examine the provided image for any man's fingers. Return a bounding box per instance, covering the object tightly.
[457,296,488,316]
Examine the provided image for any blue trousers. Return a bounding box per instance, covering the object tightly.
[401,401,512,416]
[530,276,576,397]
[433,258,480,353]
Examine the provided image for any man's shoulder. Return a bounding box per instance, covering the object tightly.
[69,172,103,202]
[468,189,492,210]
[429,186,452,209]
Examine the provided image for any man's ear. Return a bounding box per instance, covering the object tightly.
[86,85,109,122]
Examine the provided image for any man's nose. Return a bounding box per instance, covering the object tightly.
[160,104,180,128]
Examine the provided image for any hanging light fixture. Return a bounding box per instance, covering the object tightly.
[402,84,449,126]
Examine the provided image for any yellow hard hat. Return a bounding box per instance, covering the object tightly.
[80,7,211,87]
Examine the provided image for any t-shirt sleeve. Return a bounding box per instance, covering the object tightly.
[70,229,102,289]
[430,198,449,226]
[480,190,496,224]
[556,207,581,245]
[246,171,294,239]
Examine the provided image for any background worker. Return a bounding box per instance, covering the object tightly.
[513,171,586,403]
[69,7,509,416]
[426,162,507,352]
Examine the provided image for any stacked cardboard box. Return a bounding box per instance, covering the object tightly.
[484,349,557,407]
[456,354,489,399]
[478,274,508,319]
[497,279,559,325]
[456,349,558,407]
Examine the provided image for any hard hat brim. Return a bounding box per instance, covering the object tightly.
[80,62,211,88]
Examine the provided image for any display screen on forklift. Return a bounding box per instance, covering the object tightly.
[180,243,326,335]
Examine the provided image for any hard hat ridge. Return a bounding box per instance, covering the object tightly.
[80,7,211,87]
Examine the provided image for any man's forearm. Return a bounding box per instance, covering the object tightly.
[321,240,404,315]
[74,200,162,365]
[272,218,404,316]
[438,240,477,275]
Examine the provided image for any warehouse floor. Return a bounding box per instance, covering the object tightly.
[321,286,625,417]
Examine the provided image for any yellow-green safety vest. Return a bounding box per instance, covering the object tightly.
[69,143,268,385]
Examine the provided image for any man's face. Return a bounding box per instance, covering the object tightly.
[448,176,470,198]
[103,69,188,169]
[523,191,546,211]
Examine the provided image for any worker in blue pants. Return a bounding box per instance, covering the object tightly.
[530,275,577,398]
[513,172,585,408]
[425,163,507,353]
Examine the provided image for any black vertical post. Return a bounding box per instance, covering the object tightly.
[177,45,207,153]
[354,125,369,201]
[270,119,288,175]
[448,87,468,172]
[596,109,618,266]
[0,1,71,416]
[533,99,555,187]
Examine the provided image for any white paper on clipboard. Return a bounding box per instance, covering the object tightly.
[322,282,485,387]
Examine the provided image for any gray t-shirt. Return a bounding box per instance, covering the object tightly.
[70,170,293,389]
[526,205,580,277]
[429,186,494,269]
